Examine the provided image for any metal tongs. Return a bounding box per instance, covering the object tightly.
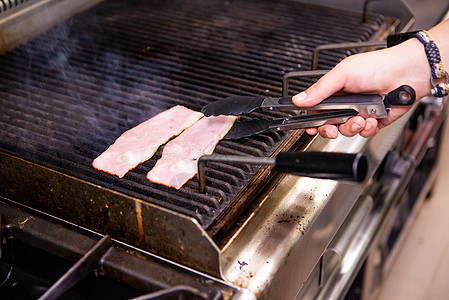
[197,86,415,193]
[201,85,416,139]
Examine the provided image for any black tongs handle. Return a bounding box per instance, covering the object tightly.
[384,85,415,106]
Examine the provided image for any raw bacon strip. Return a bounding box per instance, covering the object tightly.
[92,105,203,178]
[147,115,237,189]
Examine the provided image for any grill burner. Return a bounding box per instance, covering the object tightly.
[0,0,392,230]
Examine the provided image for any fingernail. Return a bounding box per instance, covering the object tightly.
[365,122,372,130]
[293,92,307,103]
[352,123,362,132]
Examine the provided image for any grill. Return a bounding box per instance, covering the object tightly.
[0,0,389,223]
[0,0,399,280]
[3,0,445,299]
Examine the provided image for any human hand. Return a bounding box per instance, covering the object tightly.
[292,38,432,139]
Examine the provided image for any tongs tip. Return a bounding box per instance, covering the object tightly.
[201,106,218,117]
[201,96,266,117]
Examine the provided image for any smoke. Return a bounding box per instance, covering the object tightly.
[1,4,181,160]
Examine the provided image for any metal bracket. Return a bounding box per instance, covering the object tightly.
[282,70,329,97]
[38,235,112,300]
[310,0,415,71]
[363,0,382,23]
[311,41,386,71]
[129,285,220,300]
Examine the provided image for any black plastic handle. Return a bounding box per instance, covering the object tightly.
[275,152,367,182]
[385,85,416,106]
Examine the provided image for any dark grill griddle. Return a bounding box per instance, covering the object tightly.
[0,0,391,238]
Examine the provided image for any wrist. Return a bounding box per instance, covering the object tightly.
[389,38,432,99]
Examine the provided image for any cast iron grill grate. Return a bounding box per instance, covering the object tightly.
[0,0,389,228]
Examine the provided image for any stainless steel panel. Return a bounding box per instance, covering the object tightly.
[219,107,416,299]
[0,0,102,53]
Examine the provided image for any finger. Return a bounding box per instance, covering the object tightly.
[378,106,410,130]
[337,116,366,137]
[318,125,339,139]
[359,118,379,138]
[292,64,347,107]
[305,127,318,135]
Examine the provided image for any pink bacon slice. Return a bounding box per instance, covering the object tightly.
[146,115,237,189]
[92,105,203,178]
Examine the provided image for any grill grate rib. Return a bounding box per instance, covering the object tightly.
[0,0,392,228]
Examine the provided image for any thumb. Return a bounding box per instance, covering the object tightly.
[292,67,346,107]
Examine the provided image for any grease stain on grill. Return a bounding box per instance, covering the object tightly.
[237,260,248,270]
[0,0,389,229]
[135,201,145,245]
